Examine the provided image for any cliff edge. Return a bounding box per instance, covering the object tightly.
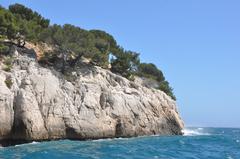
[0,45,184,146]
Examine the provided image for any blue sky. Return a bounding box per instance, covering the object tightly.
[1,0,240,128]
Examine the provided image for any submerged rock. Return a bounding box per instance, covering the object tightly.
[0,46,184,146]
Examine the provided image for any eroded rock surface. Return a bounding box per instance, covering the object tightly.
[0,46,184,146]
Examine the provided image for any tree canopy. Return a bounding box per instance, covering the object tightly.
[137,63,165,82]
[0,3,176,100]
[111,50,140,79]
[136,63,176,100]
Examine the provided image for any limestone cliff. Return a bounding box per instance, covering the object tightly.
[0,45,184,146]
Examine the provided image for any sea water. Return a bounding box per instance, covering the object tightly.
[0,127,239,159]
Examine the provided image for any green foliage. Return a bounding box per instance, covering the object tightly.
[138,63,165,82]
[91,52,109,68]
[44,24,95,58]
[0,3,50,45]
[158,81,176,100]
[3,56,13,72]
[9,3,49,28]
[0,7,18,40]
[4,56,13,65]
[136,63,176,100]
[3,65,11,72]
[111,50,140,79]
[39,26,123,69]
[0,35,9,54]
[5,77,13,88]
[0,3,176,100]
[90,29,118,54]
[0,43,9,54]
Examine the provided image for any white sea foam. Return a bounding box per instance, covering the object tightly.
[92,138,114,142]
[92,137,127,142]
[15,141,39,147]
[182,128,210,136]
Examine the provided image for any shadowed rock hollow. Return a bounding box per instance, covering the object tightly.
[0,46,184,146]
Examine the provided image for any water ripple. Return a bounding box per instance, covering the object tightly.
[0,127,240,159]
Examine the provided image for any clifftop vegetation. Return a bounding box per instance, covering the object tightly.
[0,3,176,100]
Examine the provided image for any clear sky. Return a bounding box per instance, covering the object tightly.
[1,0,240,128]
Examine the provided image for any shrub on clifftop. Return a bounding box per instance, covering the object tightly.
[0,3,176,100]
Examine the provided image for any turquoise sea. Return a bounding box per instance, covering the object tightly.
[0,127,239,159]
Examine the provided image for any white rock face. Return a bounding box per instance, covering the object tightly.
[0,73,14,140]
[0,47,184,146]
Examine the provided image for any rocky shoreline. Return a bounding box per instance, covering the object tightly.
[0,46,184,147]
